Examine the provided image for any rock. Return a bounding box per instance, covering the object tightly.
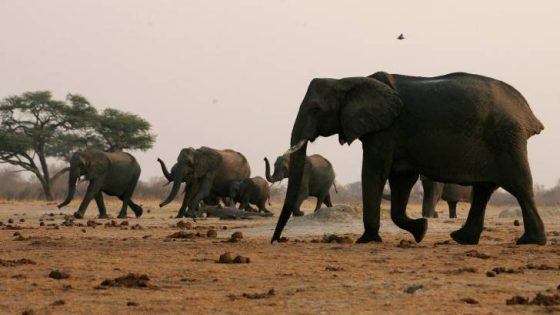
[404,284,423,294]
[147,209,151,213]
[176,220,193,229]
[19,218,25,223]
[131,224,144,230]
[49,270,70,280]
[464,250,490,259]
[460,298,479,304]
[218,252,234,264]
[142,235,152,239]
[166,231,195,239]
[120,221,129,226]
[530,293,560,306]
[397,239,416,248]
[13,231,22,237]
[322,234,353,244]
[506,295,529,305]
[325,266,344,271]
[241,288,275,299]
[222,226,228,230]
[127,301,139,307]
[62,284,72,291]
[231,231,243,240]
[51,300,65,306]
[39,222,45,227]
[206,229,217,238]
[8,218,14,224]
[81,229,86,233]
[233,255,250,264]
[86,220,97,227]
[0,258,36,267]
[100,273,150,288]
[513,219,520,226]
[486,271,496,277]
[21,309,35,315]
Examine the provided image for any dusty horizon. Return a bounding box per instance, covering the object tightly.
[0,1,558,187]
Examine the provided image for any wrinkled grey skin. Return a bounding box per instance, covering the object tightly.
[58,150,143,219]
[272,72,546,246]
[229,176,271,213]
[160,147,251,218]
[264,154,336,216]
[421,177,472,219]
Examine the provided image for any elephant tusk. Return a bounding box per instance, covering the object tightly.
[284,140,307,155]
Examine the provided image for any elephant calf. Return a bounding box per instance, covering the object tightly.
[421,178,472,219]
[229,176,271,213]
[264,153,336,216]
[58,150,143,219]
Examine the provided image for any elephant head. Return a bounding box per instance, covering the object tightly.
[264,155,290,183]
[272,76,403,242]
[58,151,110,209]
[159,148,196,207]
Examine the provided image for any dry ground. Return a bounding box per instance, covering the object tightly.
[0,199,559,314]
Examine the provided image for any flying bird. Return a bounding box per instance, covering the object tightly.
[397,33,405,40]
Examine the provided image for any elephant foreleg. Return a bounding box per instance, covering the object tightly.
[447,201,458,219]
[74,180,103,219]
[388,172,427,243]
[187,178,213,218]
[94,193,108,219]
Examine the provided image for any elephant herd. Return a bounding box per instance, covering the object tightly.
[57,147,338,220]
[58,70,548,246]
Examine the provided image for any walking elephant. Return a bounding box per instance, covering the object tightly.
[264,154,336,216]
[229,176,271,213]
[421,178,472,219]
[272,72,546,245]
[58,150,143,219]
[159,147,251,218]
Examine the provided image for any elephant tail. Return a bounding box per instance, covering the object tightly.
[332,182,338,194]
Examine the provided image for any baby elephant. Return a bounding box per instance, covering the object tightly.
[229,176,271,213]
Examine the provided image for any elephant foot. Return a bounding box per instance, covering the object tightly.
[73,212,84,219]
[356,232,382,244]
[449,215,457,219]
[133,207,143,218]
[98,214,109,219]
[516,232,546,245]
[175,213,185,218]
[293,210,305,217]
[410,218,428,243]
[450,227,481,245]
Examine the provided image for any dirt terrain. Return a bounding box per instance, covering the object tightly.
[0,199,559,314]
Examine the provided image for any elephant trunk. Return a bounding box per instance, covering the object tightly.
[160,175,182,207]
[264,157,274,183]
[271,140,307,243]
[157,158,173,182]
[58,166,80,208]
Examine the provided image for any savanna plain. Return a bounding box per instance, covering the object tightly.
[1,199,559,314]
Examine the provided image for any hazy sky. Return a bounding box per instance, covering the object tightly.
[0,1,558,187]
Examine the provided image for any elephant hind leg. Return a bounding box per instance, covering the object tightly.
[450,183,496,244]
[447,201,458,219]
[498,153,546,245]
[324,193,333,208]
[95,193,108,219]
[314,192,327,212]
[388,172,427,243]
[128,200,143,218]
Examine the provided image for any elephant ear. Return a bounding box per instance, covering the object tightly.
[85,151,110,180]
[339,77,403,144]
[178,147,195,164]
[193,147,222,179]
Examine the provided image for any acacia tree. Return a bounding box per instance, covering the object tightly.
[0,91,155,200]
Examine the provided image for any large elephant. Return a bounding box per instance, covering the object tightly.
[58,150,143,219]
[157,157,223,207]
[272,72,546,245]
[229,176,271,213]
[421,178,472,219]
[264,154,336,215]
[159,147,251,218]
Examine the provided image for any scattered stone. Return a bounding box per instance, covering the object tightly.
[8,218,14,224]
[120,221,129,226]
[176,220,193,229]
[142,235,152,239]
[127,301,139,307]
[49,270,70,280]
[21,309,35,315]
[131,224,144,230]
[62,284,72,291]
[433,240,452,246]
[322,234,353,244]
[222,226,227,230]
[147,209,151,213]
[39,222,45,227]
[530,293,560,306]
[206,229,217,238]
[464,250,491,259]
[167,231,195,239]
[241,288,275,299]
[325,266,344,272]
[446,267,477,275]
[506,295,529,305]
[13,231,22,237]
[0,258,36,267]
[86,220,97,227]
[397,239,416,248]
[404,284,423,294]
[231,231,243,240]
[100,273,151,288]
[526,263,557,270]
[486,271,496,277]
[51,300,65,306]
[513,219,520,226]
[233,255,251,264]
[460,298,479,304]
[19,218,25,223]
[218,252,234,264]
